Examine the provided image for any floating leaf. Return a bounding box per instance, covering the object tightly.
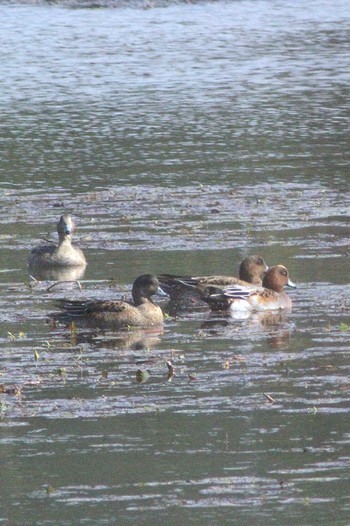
[166,360,175,381]
[136,369,150,383]
[45,485,55,495]
[339,323,349,332]
[166,360,175,374]
[0,384,21,396]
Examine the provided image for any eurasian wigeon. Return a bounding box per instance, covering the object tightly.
[28,215,87,269]
[205,265,296,313]
[158,255,268,302]
[57,274,167,327]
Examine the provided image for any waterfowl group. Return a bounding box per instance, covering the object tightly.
[158,255,268,302]
[204,265,296,313]
[28,215,297,328]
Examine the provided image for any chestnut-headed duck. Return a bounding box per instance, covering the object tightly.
[28,215,87,269]
[57,274,167,327]
[205,265,296,313]
[158,255,268,301]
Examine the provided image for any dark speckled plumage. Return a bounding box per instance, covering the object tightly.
[57,274,166,327]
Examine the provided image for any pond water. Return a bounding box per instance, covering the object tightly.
[0,0,350,524]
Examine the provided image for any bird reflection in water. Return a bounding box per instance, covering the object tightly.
[30,265,86,283]
[200,309,292,350]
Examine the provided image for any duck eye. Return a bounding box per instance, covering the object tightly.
[280,269,287,276]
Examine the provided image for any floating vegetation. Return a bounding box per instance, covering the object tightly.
[136,369,150,383]
[0,384,22,396]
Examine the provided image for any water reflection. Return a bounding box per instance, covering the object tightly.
[64,320,164,350]
[1,1,349,190]
[0,0,350,524]
[200,309,293,350]
[29,265,86,282]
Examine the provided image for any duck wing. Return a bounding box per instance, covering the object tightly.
[204,284,259,311]
[56,299,132,316]
[158,274,250,295]
[85,300,131,314]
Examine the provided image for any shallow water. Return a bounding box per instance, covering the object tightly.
[1,0,350,524]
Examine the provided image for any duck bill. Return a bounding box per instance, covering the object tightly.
[286,279,296,288]
[156,286,168,297]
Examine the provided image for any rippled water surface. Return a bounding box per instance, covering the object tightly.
[0,0,350,524]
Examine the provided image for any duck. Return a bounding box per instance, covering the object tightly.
[158,255,268,302]
[57,274,167,327]
[204,265,296,313]
[28,215,87,269]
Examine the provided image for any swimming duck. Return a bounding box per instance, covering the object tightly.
[28,215,87,268]
[158,255,268,301]
[205,265,296,313]
[57,274,167,327]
